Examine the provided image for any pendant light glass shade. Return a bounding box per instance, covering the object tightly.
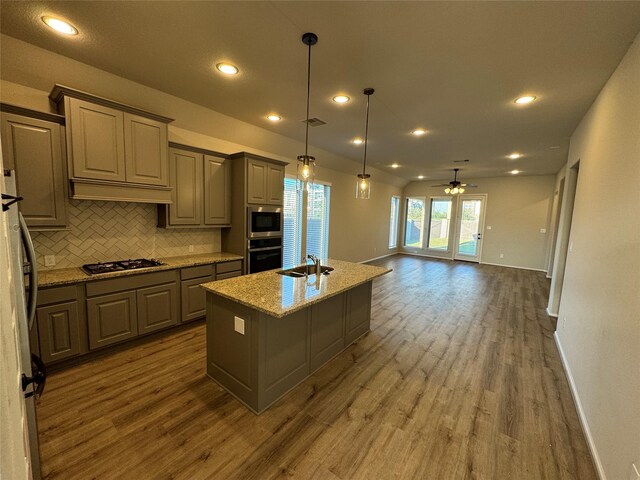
[356,173,371,199]
[356,88,375,199]
[297,33,318,191]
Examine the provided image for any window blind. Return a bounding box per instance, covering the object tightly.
[389,196,400,248]
[306,183,330,260]
[282,177,302,268]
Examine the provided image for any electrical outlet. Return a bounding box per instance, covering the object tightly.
[486,226,492,230]
[188,245,194,253]
[234,316,245,335]
[44,255,56,267]
[499,253,504,258]
[630,463,640,480]
[540,228,547,233]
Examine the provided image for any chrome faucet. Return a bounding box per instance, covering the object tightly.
[307,254,321,275]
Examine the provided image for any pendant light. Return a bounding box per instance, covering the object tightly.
[297,32,318,191]
[356,88,375,199]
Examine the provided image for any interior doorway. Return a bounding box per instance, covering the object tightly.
[453,194,487,263]
[546,177,565,277]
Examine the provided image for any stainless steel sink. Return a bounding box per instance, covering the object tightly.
[277,264,334,277]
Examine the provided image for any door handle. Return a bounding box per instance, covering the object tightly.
[22,354,47,399]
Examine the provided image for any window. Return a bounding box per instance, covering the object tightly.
[404,197,425,248]
[389,196,400,248]
[283,178,331,268]
[305,182,331,260]
[283,177,302,268]
[427,198,453,250]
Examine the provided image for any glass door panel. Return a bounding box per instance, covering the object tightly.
[454,196,485,262]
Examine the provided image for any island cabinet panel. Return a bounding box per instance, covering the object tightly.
[36,301,81,363]
[203,154,231,225]
[345,282,373,344]
[1,112,67,229]
[87,291,138,350]
[310,293,346,373]
[137,282,178,334]
[124,113,168,186]
[260,309,310,410]
[68,98,126,182]
[207,295,259,409]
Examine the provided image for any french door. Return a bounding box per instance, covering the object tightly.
[453,195,486,262]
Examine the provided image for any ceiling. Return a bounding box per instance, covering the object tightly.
[1,1,639,181]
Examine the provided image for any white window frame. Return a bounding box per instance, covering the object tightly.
[425,196,454,252]
[403,196,427,249]
[389,195,400,249]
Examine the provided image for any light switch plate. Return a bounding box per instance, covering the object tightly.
[44,255,56,267]
[540,228,547,233]
[486,226,492,230]
[234,316,245,335]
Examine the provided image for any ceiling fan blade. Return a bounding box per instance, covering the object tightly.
[464,184,478,188]
[431,184,450,187]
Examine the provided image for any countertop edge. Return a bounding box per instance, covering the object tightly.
[202,267,392,318]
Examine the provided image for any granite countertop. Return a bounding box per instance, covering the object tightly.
[37,252,243,288]
[200,258,391,318]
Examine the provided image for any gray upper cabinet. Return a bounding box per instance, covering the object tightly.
[247,158,268,204]
[266,163,285,205]
[0,109,67,229]
[49,85,173,204]
[158,145,231,228]
[204,154,231,225]
[168,148,202,225]
[68,98,126,182]
[124,112,168,186]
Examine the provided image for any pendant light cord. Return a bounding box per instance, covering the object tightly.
[362,93,371,176]
[304,41,311,158]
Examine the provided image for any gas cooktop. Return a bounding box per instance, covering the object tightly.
[81,258,164,275]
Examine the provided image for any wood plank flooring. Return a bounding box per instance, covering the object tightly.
[35,255,597,479]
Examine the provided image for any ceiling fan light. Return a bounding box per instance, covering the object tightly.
[444,188,451,194]
[459,188,465,193]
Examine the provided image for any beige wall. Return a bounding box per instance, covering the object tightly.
[554,35,640,480]
[0,35,405,264]
[403,175,555,270]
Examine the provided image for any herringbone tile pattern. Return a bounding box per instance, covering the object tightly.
[32,200,220,270]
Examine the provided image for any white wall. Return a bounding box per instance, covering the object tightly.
[402,175,555,270]
[554,35,640,480]
[0,35,405,264]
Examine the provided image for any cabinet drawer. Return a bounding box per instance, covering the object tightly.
[87,291,137,350]
[216,260,242,274]
[181,264,214,280]
[181,276,213,323]
[37,285,78,306]
[215,271,241,281]
[86,270,177,297]
[137,283,178,335]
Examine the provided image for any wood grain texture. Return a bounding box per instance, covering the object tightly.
[35,255,597,479]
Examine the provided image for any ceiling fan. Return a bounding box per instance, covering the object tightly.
[432,168,477,194]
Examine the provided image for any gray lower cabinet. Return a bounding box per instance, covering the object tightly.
[310,293,346,373]
[137,283,178,334]
[36,301,82,363]
[345,282,373,344]
[87,291,138,349]
[0,109,67,229]
[181,277,213,323]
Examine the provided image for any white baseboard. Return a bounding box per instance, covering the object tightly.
[480,261,547,273]
[399,251,452,261]
[546,307,558,318]
[546,274,553,279]
[554,333,606,480]
[360,252,396,264]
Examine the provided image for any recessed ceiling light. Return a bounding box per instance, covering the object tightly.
[508,153,522,159]
[412,129,427,136]
[509,169,521,175]
[391,163,399,168]
[351,138,363,145]
[216,63,239,75]
[41,16,78,35]
[418,175,425,180]
[333,95,350,104]
[266,114,282,122]
[514,95,536,105]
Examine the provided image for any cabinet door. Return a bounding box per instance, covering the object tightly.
[87,291,137,350]
[246,158,267,204]
[181,276,213,323]
[36,301,81,363]
[266,163,285,205]
[310,293,346,373]
[169,148,202,225]
[68,98,126,181]
[1,113,67,228]
[137,283,178,334]
[124,113,168,186]
[203,154,231,225]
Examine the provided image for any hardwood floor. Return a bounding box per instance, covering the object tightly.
[35,255,597,479]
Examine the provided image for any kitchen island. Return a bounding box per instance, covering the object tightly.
[201,258,391,413]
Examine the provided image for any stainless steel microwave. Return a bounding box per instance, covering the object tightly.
[247,206,282,238]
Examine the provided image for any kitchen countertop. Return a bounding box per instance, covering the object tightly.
[200,258,391,318]
[37,252,243,288]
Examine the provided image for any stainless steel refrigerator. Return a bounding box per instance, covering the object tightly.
[3,169,44,479]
